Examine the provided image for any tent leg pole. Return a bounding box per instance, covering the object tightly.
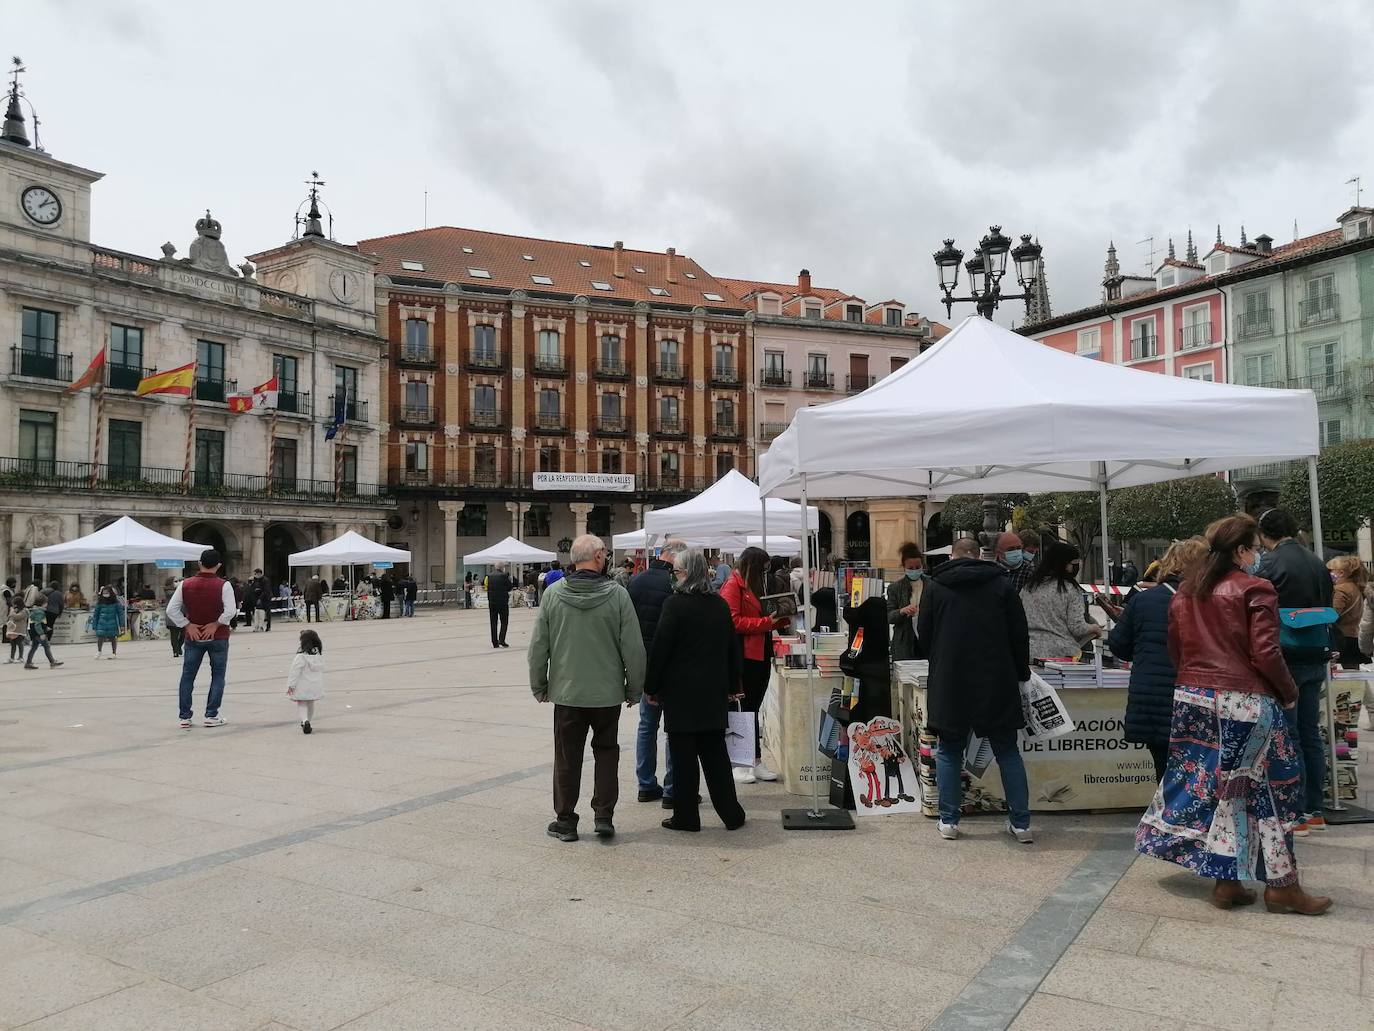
[761,497,768,552]
[1308,456,1343,813]
[1097,463,1111,604]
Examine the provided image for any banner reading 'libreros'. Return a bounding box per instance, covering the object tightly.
[532,473,635,492]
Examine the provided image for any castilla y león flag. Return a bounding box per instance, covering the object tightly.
[65,348,107,394]
[136,361,196,397]
[228,376,279,413]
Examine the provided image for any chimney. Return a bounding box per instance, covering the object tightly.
[613,240,625,278]
[665,246,678,284]
[1255,233,1273,255]
[798,268,812,294]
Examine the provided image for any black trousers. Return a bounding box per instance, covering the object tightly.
[305,601,320,623]
[668,730,746,831]
[167,623,184,657]
[741,658,770,762]
[489,603,509,645]
[553,703,621,823]
[381,598,392,619]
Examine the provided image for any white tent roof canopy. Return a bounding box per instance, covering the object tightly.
[759,315,1320,500]
[462,536,557,565]
[612,529,800,555]
[30,516,206,565]
[287,530,412,567]
[643,469,819,539]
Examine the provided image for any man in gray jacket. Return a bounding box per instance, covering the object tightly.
[530,534,646,843]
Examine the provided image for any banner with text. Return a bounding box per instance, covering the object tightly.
[532,472,635,493]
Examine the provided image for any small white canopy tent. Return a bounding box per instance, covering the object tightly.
[31,516,205,565]
[612,528,800,555]
[462,536,557,566]
[288,531,412,569]
[643,469,818,542]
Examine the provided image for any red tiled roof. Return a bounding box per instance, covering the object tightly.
[358,226,744,308]
[720,277,860,311]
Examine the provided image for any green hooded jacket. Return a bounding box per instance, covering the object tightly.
[528,574,646,707]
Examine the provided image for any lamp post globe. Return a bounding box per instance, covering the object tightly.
[1012,233,1042,288]
[933,238,963,292]
[980,225,1012,283]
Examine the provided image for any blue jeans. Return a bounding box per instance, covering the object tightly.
[635,697,675,797]
[936,732,1030,830]
[179,638,229,720]
[1283,662,1328,814]
[403,599,415,617]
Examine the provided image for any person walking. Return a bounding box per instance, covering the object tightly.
[1107,537,1208,782]
[402,573,418,617]
[43,580,64,639]
[1255,508,1334,833]
[303,574,324,623]
[486,563,513,648]
[1327,554,1369,669]
[719,546,787,784]
[241,574,259,632]
[885,541,926,661]
[166,549,236,729]
[1137,514,1331,915]
[529,534,645,842]
[23,591,63,670]
[5,597,26,663]
[628,539,689,806]
[917,536,1033,843]
[1020,542,1103,661]
[286,628,325,734]
[648,548,747,833]
[87,586,126,660]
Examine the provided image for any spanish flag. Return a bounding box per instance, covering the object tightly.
[65,348,107,394]
[136,361,196,397]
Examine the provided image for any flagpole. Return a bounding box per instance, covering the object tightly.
[266,404,278,496]
[182,366,197,494]
[89,377,105,489]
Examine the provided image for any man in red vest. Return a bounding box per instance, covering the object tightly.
[166,549,237,729]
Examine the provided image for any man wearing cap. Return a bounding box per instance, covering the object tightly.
[166,548,236,729]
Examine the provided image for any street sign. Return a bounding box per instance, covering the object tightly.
[155,559,185,569]
[373,561,394,569]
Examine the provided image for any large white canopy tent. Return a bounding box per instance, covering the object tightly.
[462,536,557,567]
[30,517,207,605]
[612,528,802,556]
[643,469,819,543]
[288,530,412,581]
[759,315,1329,825]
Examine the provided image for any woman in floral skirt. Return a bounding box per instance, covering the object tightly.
[1136,513,1332,915]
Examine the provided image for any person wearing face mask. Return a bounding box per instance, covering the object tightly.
[886,541,927,661]
[1020,542,1103,661]
[1008,530,1042,593]
[993,531,1027,578]
[1253,507,1334,834]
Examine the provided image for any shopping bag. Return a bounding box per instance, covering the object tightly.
[964,733,995,778]
[759,676,784,772]
[1018,671,1076,740]
[726,704,756,767]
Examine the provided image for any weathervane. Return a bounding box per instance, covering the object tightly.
[2,55,40,150]
[294,170,333,240]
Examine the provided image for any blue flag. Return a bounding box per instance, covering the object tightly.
[324,392,347,439]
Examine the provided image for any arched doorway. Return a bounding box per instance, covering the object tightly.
[926,510,952,550]
[265,523,308,590]
[845,511,870,564]
[184,521,236,575]
[816,511,832,560]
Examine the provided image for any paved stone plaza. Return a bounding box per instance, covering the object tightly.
[1,609,1372,1030]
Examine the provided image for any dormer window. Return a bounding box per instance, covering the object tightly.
[845,304,863,322]
[885,307,903,326]
[804,304,822,319]
[1207,255,1226,275]
[1160,270,1175,287]
[400,260,425,272]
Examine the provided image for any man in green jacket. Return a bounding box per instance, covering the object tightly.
[530,533,646,842]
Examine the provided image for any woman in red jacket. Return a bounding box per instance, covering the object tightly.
[1135,514,1331,916]
[719,547,788,784]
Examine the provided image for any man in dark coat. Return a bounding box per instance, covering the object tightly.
[628,540,688,804]
[917,537,1034,843]
[378,574,395,619]
[401,574,418,617]
[485,563,513,648]
[302,575,325,623]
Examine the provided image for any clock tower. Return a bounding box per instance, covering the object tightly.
[0,58,103,257]
[246,173,378,333]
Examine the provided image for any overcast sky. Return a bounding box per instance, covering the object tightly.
[18,0,1374,321]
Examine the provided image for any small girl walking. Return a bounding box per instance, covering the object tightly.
[286,629,325,734]
[4,599,25,663]
[87,586,126,659]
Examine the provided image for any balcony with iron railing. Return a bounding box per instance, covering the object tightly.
[710,365,741,388]
[803,370,834,390]
[596,357,628,379]
[1288,370,1351,404]
[467,408,505,430]
[647,469,708,493]
[596,414,628,435]
[326,395,368,423]
[1180,323,1213,349]
[277,390,312,416]
[1299,294,1340,325]
[654,417,687,438]
[760,367,792,388]
[846,373,875,393]
[398,344,437,366]
[533,353,567,376]
[759,421,789,442]
[534,411,566,433]
[1234,309,1274,338]
[1128,333,1159,361]
[710,419,741,440]
[468,347,503,372]
[107,361,154,392]
[9,346,73,383]
[655,360,687,383]
[397,403,436,426]
[195,377,237,403]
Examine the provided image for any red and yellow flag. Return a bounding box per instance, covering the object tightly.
[65,348,107,394]
[136,361,195,397]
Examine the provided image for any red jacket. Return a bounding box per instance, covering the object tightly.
[1167,570,1297,706]
[719,569,774,662]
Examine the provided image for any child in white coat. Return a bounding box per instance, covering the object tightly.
[287,629,325,734]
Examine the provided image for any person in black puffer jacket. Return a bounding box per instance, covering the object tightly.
[1107,537,1208,783]
[628,540,689,804]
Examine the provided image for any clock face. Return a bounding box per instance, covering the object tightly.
[21,185,62,226]
[329,268,361,304]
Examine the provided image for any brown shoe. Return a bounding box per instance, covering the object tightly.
[1211,879,1257,909]
[1264,883,1334,916]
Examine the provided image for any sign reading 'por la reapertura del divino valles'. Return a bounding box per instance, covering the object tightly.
[531,473,635,492]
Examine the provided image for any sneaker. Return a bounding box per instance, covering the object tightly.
[546,820,578,842]
[23,664,37,670]
[1293,818,1311,837]
[49,661,63,668]
[1007,821,1034,844]
[202,716,226,727]
[753,763,779,782]
[733,767,756,784]
[179,718,193,729]
[1306,815,1328,831]
[593,818,615,839]
[938,821,959,840]
[301,720,312,735]
[638,785,664,803]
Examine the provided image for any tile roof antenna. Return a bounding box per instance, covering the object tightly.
[293,171,333,241]
[1136,235,1156,272]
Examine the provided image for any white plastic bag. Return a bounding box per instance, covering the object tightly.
[726,705,756,767]
[1018,671,1076,740]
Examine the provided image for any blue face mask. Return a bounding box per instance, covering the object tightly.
[904,569,924,581]
[1002,549,1025,568]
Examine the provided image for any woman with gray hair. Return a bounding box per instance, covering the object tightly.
[645,548,747,831]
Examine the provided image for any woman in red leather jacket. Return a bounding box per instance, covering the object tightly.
[1135,514,1332,916]
[719,547,788,784]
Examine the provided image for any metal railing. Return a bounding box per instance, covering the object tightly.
[655,361,687,382]
[759,421,789,442]
[1234,309,1273,338]
[710,366,740,386]
[1180,324,1212,349]
[654,418,686,436]
[0,457,387,502]
[467,409,505,430]
[534,411,565,432]
[711,420,741,439]
[1129,334,1158,360]
[399,345,436,365]
[195,377,237,403]
[107,361,153,391]
[596,357,628,378]
[1288,370,1350,403]
[1230,461,1299,483]
[760,367,791,387]
[398,404,436,425]
[277,390,312,416]
[846,373,874,392]
[10,346,73,382]
[803,370,834,390]
[533,354,566,375]
[596,415,627,434]
[469,348,503,371]
[326,395,368,423]
[1299,294,1340,325]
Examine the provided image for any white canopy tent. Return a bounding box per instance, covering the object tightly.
[288,530,411,574]
[462,536,557,567]
[31,517,205,565]
[612,528,801,556]
[643,469,819,543]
